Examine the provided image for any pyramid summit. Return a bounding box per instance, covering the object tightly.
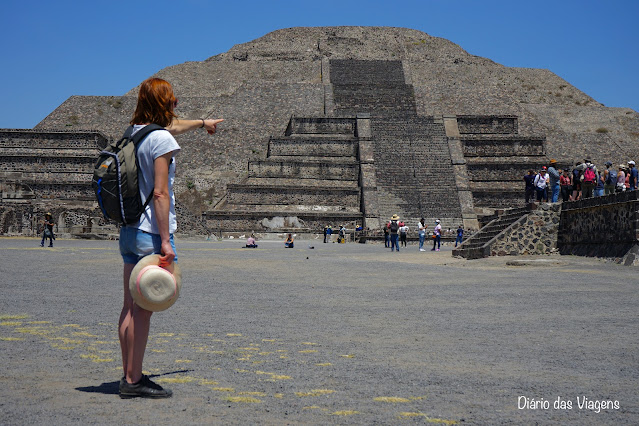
[3,26,639,237]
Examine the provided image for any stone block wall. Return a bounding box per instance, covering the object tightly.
[558,191,639,258]
[457,116,518,134]
[249,160,358,181]
[203,211,362,233]
[488,203,561,256]
[268,138,358,157]
[461,136,545,157]
[226,184,360,210]
[285,117,356,136]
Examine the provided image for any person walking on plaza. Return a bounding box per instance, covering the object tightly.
[547,159,561,203]
[399,222,409,247]
[455,224,464,247]
[418,218,428,251]
[388,214,400,252]
[431,219,442,251]
[603,161,616,196]
[323,225,328,243]
[117,77,223,399]
[40,212,55,247]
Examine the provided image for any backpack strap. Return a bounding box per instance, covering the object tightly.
[131,123,165,145]
[129,124,167,211]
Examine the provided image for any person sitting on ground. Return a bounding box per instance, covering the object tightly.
[284,234,294,248]
[245,234,258,248]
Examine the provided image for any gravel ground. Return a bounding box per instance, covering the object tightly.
[0,236,637,425]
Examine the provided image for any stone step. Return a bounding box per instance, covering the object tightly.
[285,117,356,137]
[249,160,359,181]
[244,177,359,188]
[226,184,360,209]
[268,138,358,157]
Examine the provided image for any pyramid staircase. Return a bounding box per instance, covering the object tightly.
[204,117,364,232]
[452,205,534,259]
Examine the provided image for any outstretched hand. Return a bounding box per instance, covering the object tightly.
[204,118,224,135]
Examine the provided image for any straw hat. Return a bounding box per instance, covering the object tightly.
[129,254,182,312]
[391,214,400,221]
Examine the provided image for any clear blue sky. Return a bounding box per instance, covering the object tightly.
[1,0,637,129]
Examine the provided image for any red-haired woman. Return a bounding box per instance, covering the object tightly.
[118,77,222,398]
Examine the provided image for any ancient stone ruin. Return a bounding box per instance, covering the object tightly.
[1,27,638,239]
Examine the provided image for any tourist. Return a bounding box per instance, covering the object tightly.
[383,225,389,248]
[523,169,535,204]
[40,212,55,247]
[580,159,597,198]
[628,161,637,191]
[603,161,616,195]
[547,159,561,202]
[323,225,328,243]
[285,233,294,248]
[118,77,223,399]
[594,168,605,197]
[431,219,442,251]
[338,225,346,243]
[388,214,400,252]
[455,224,464,247]
[245,234,258,248]
[571,162,582,200]
[399,222,409,247]
[534,167,549,202]
[560,168,572,202]
[617,165,626,192]
[418,218,427,252]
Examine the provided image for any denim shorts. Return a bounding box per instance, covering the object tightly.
[119,226,178,264]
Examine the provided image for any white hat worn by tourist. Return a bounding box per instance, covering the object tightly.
[129,254,182,312]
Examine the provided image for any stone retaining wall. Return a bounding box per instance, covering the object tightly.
[249,160,358,180]
[226,184,360,209]
[558,191,639,259]
[489,203,561,256]
[457,116,518,134]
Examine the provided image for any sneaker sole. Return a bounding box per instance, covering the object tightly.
[119,391,173,399]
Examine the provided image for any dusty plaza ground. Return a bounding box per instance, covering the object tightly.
[0,236,637,424]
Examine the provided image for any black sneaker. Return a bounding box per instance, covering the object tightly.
[119,375,172,399]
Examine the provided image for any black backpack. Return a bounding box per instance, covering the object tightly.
[389,220,399,233]
[92,124,164,225]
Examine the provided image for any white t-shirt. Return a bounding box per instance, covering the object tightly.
[131,125,181,234]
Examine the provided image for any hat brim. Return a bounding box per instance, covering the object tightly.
[129,254,182,312]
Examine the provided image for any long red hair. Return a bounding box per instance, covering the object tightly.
[130,78,177,127]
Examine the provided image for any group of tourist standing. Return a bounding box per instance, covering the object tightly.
[385,215,462,252]
[524,159,639,204]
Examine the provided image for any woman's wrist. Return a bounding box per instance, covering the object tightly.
[200,119,205,128]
